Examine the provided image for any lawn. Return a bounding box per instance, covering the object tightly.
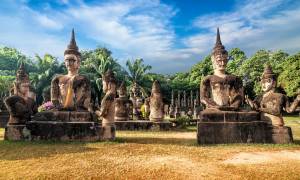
[0,116,299,179]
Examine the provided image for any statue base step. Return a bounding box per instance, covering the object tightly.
[4,124,29,141]
[266,126,293,144]
[26,121,101,141]
[115,120,172,131]
[0,111,9,128]
[197,110,268,144]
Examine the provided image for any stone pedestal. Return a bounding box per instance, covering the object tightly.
[266,126,293,144]
[197,110,268,144]
[0,111,9,128]
[26,111,100,141]
[26,121,101,141]
[115,120,172,131]
[4,124,29,141]
[101,123,116,141]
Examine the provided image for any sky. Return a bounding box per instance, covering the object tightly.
[1,0,300,74]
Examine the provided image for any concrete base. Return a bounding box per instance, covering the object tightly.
[4,124,29,141]
[26,121,101,141]
[266,126,293,144]
[197,110,268,144]
[101,124,116,141]
[32,111,97,122]
[115,120,172,131]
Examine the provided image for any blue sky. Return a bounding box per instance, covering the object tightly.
[1,0,300,73]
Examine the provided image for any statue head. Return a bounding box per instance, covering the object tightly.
[261,65,276,92]
[14,63,30,98]
[211,28,228,72]
[102,69,117,93]
[64,29,81,75]
[151,80,161,94]
[118,81,127,97]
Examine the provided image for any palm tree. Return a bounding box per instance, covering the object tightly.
[126,58,152,85]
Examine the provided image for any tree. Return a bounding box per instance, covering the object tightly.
[126,58,152,85]
[278,52,300,97]
[227,48,247,75]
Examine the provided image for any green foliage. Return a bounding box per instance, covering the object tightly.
[126,58,152,85]
[278,53,300,96]
[0,76,14,95]
[227,48,247,75]
[174,116,191,128]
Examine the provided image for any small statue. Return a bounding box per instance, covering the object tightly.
[144,97,150,120]
[149,80,164,122]
[114,81,130,121]
[96,70,117,140]
[51,29,91,111]
[246,65,300,126]
[200,28,243,111]
[5,63,37,124]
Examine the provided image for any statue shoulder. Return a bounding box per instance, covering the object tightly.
[201,75,213,84]
[51,74,64,83]
[5,95,25,106]
[74,75,90,85]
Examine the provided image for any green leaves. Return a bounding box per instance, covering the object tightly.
[126,58,152,84]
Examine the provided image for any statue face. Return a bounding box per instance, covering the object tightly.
[261,78,275,92]
[212,53,228,71]
[19,82,30,97]
[64,54,80,74]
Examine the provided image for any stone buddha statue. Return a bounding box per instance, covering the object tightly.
[149,80,164,122]
[200,28,243,111]
[114,81,130,121]
[51,29,91,111]
[96,70,117,140]
[246,65,300,126]
[5,63,37,124]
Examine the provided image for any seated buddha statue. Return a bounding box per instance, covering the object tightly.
[246,65,300,126]
[5,63,37,124]
[200,28,243,111]
[51,29,91,111]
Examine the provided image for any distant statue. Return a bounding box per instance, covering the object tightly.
[144,97,150,120]
[200,28,243,111]
[246,65,300,126]
[149,80,164,122]
[51,29,91,111]
[96,70,117,140]
[115,81,130,121]
[5,63,37,124]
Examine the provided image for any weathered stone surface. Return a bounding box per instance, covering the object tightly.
[115,120,172,131]
[26,121,101,141]
[266,126,293,144]
[4,124,28,141]
[32,111,95,122]
[0,111,9,128]
[200,110,260,122]
[100,124,116,141]
[197,121,268,144]
[197,110,269,144]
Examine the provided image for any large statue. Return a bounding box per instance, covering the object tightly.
[5,63,37,124]
[246,65,300,126]
[51,29,91,111]
[149,80,164,122]
[200,28,243,111]
[115,81,130,121]
[96,70,117,140]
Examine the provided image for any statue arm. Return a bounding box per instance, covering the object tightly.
[51,76,61,108]
[5,96,28,116]
[285,94,300,113]
[200,78,217,107]
[97,95,114,117]
[230,78,243,109]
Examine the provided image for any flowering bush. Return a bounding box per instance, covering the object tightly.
[38,101,54,112]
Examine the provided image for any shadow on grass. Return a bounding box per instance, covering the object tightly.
[0,140,99,161]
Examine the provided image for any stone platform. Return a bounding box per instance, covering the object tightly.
[26,121,101,141]
[197,110,268,144]
[115,120,172,131]
[266,126,293,144]
[4,111,102,141]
